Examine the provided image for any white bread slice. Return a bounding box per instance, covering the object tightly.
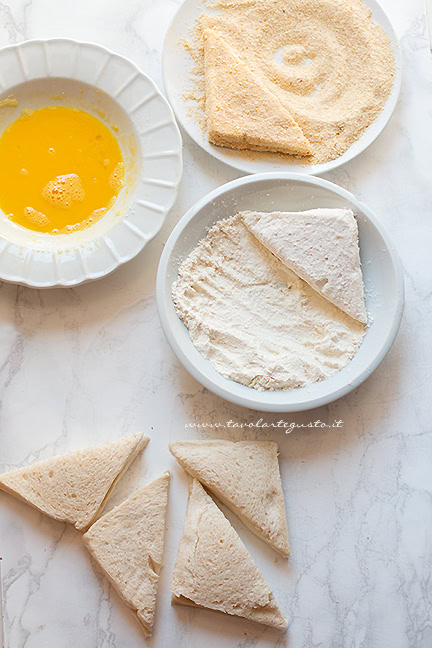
[171,479,287,630]
[203,28,311,157]
[169,440,290,557]
[83,472,170,637]
[242,208,367,324]
[0,433,148,531]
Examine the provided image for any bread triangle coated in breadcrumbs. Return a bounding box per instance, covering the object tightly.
[171,479,287,629]
[0,433,148,531]
[242,208,367,323]
[169,439,290,557]
[203,28,311,157]
[83,472,170,637]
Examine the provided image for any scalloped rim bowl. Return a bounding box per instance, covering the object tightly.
[0,39,183,288]
[156,173,405,412]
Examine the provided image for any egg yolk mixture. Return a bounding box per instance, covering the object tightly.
[0,106,124,234]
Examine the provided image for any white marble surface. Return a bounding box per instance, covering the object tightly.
[0,1,431,647]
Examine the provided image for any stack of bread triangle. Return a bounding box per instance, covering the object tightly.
[0,433,170,637]
[0,433,148,530]
[242,208,367,323]
[83,471,170,636]
[170,439,290,556]
[203,27,311,157]
[170,439,289,629]
[172,478,287,629]
[0,436,292,633]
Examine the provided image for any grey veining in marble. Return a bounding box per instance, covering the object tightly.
[0,1,431,647]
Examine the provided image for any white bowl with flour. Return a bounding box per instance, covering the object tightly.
[156,173,404,412]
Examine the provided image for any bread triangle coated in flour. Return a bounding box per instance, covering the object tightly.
[242,208,367,323]
[0,433,148,531]
[171,479,287,629]
[203,28,311,156]
[169,440,290,557]
[83,472,170,637]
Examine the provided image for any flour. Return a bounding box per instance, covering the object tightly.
[173,214,365,391]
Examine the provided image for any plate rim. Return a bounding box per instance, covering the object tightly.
[0,37,183,289]
[156,172,405,412]
[161,0,402,177]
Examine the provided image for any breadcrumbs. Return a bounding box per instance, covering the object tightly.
[184,0,396,164]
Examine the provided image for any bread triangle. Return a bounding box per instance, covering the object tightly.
[203,28,311,157]
[0,433,148,531]
[172,479,287,629]
[83,472,170,637]
[170,440,290,557]
[242,208,367,323]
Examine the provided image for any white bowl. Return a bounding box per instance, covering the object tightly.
[162,0,401,176]
[0,39,183,288]
[156,173,404,412]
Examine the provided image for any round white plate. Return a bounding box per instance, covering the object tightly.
[162,0,401,176]
[0,39,183,288]
[156,173,404,412]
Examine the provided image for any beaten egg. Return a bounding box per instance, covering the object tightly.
[0,106,124,234]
